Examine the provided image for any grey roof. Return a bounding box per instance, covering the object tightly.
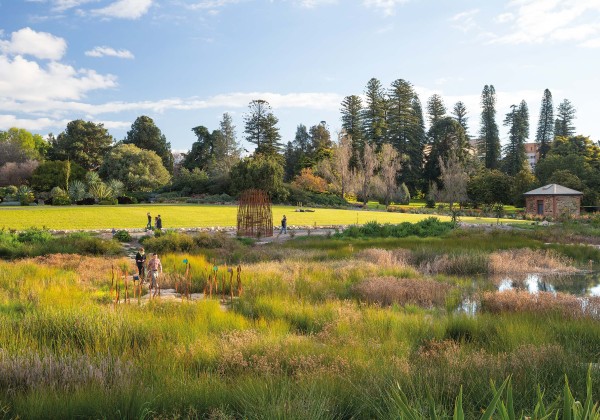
[523,184,583,196]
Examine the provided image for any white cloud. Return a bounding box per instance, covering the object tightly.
[491,0,600,45]
[362,0,410,16]
[52,0,97,11]
[92,0,153,19]
[186,0,241,11]
[0,54,117,102]
[85,46,135,59]
[295,0,337,8]
[0,27,67,60]
[580,37,600,48]
[450,9,480,33]
[0,114,70,131]
[495,13,514,24]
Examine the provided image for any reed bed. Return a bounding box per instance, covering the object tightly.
[489,248,578,274]
[353,276,451,307]
[481,289,600,319]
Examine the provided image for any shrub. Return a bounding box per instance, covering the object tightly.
[98,199,118,205]
[76,197,96,205]
[337,217,454,239]
[291,168,328,193]
[16,185,35,205]
[116,196,137,204]
[113,230,132,242]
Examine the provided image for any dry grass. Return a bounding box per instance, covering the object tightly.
[480,289,600,319]
[356,248,411,267]
[32,254,135,283]
[353,276,451,307]
[489,249,577,274]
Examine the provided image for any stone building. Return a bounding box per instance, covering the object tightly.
[524,184,583,217]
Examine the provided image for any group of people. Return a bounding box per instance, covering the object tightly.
[134,247,162,298]
[146,213,162,230]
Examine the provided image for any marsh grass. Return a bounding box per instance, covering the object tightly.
[489,249,577,274]
[353,276,452,307]
[0,230,599,417]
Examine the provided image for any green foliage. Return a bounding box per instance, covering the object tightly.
[479,84,501,170]
[124,115,174,173]
[337,217,454,238]
[554,99,577,138]
[68,180,87,203]
[243,100,283,156]
[0,229,121,258]
[0,127,48,163]
[468,169,512,205]
[49,120,113,171]
[30,160,85,192]
[286,185,347,207]
[99,143,171,192]
[502,100,529,176]
[50,187,71,205]
[113,230,132,242]
[536,88,554,159]
[170,167,210,195]
[425,117,469,182]
[16,185,35,205]
[230,154,287,200]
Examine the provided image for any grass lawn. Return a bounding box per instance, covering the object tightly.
[0,204,525,230]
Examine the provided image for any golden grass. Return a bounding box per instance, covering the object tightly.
[481,289,600,319]
[489,249,578,274]
[356,248,411,267]
[353,276,451,307]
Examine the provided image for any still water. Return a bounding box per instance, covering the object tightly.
[457,272,600,315]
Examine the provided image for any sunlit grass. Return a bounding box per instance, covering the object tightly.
[0,203,525,230]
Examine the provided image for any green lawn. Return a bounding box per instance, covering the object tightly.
[0,204,524,230]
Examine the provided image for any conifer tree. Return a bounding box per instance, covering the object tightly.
[243,100,282,157]
[425,117,468,183]
[362,78,388,149]
[479,85,501,169]
[124,116,174,173]
[210,113,240,176]
[426,94,447,126]
[535,89,554,159]
[340,95,365,166]
[387,79,416,156]
[554,99,577,138]
[408,95,427,192]
[503,100,529,176]
[452,101,469,137]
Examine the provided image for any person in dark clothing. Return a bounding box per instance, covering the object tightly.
[146,212,152,230]
[135,247,146,279]
[279,215,287,235]
[156,215,162,230]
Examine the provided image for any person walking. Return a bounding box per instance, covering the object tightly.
[279,215,287,235]
[147,253,163,298]
[156,215,162,230]
[146,212,152,230]
[135,247,146,280]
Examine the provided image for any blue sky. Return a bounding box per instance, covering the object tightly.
[1,0,599,152]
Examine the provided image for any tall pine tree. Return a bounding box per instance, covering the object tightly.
[408,95,427,192]
[426,94,447,126]
[554,99,576,138]
[124,116,173,173]
[362,78,388,149]
[479,85,501,169]
[210,113,240,176]
[340,95,364,166]
[387,79,416,156]
[452,101,469,137]
[243,100,282,157]
[535,89,554,159]
[503,100,529,176]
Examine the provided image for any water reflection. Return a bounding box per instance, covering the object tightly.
[455,272,600,315]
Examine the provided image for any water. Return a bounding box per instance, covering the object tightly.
[456,272,600,315]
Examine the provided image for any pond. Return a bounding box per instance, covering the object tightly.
[457,272,600,315]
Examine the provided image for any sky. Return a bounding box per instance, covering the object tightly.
[1,0,599,153]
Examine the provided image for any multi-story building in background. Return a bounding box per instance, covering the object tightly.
[524,142,540,171]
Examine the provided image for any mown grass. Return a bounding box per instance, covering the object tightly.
[0,203,524,230]
[0,230,599,418]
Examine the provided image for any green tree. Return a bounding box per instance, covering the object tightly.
[243,100,282,156]
[425,117,468,183]
[230,154,287,200]
[452,101,469,136]
[467,169,512,206]
[502,100,529,176]
[99,144,171,192]
[547,169,585,191]
[30,160,85,192]
[340,95,364,165]
[535,89,554,158]
[554,99,576,138]
[124,116,174,173]
[479,85,501,169]
[426,94,447,126]
[407,95,427,193]
[309,122,333,162]
[49,120,113,170]
[183,125,214,171]
[362,77,387,149]
[387,79,416,156]
[511,168,538,206]
[209,113,241,176]
[0,128,48,164]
